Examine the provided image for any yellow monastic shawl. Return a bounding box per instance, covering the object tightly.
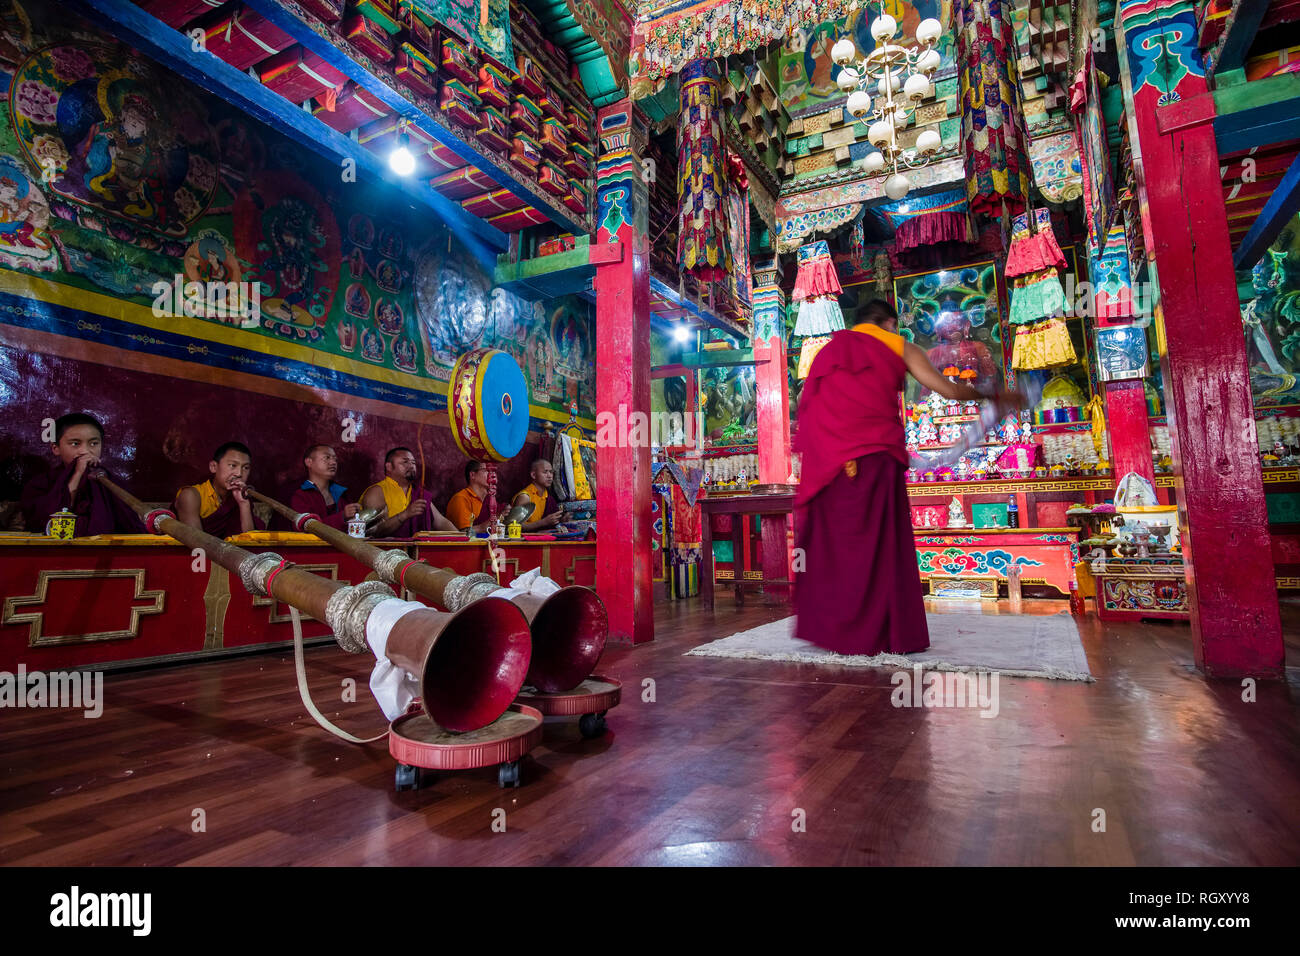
[176,479,222,519]
[852,322,905,358]
[364,475,411,519]
[516,481,547,522]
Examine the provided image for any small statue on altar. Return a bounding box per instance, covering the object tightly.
[963,398,980,416]
[905,420,919,448]
[947,496,968,528]
[1273,439,1289,462]
[945,398,959,418]
[955,458,970,481]
[917,411,938,445]
[1000,415,1020,443]
[1020,419,1034,443]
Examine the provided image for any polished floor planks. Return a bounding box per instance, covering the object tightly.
[2,597,1298,866]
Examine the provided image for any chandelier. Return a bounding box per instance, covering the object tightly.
[831,8,944,200]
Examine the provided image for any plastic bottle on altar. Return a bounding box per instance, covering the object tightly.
[1007,495,1019,528]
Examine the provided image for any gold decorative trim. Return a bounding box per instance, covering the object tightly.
[4,568,165,647]
[1262,468,1299,484]
[203,565,230,651]
[563,554,597,585]
[742,570,763,580]
[252,563,339,623]
[929,575,998,599]
[1275,576,1300,588]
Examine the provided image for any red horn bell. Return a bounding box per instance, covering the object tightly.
[511,586,608,693]
[384,599,532,732]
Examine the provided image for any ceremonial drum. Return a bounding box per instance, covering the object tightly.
[447,348,530,462]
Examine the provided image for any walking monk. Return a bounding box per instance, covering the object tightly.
[20,413,144,535]
[792,299,1022,655]
[174,441,264,537]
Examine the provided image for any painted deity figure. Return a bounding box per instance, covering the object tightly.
[84,92,161,220]
[260,198,325,324]
[0,172,51,250]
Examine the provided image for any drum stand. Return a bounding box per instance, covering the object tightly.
[516,676,623,739]
[389,703,544,790]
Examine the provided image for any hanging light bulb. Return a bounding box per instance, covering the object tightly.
[389,122,416,176]
[877,71,900,97]
[917,48,942,74]
[837,66,861,91]
[863,150,887,173]
[871,13,897,42]
[832,38,857,65]
[916,129,942,154]
[916,18,943,45]
[867,120,893,147]
[847,89,873,118]
[673,324,692,343]
[884,172,911,200]
[904,73,933,101]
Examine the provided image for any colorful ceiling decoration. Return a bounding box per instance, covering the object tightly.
[776,201,863,251]
[561,0,635,89]
[629,0,860,98]
[1028,130,1083,204]
[410,0,514,65]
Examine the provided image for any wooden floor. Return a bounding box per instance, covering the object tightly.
[3,597,1298,866]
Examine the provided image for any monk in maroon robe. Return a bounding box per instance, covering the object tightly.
[793,298,1022,656]
[360,446,457,538]
[20,413,144,535]
[270,444,359,531]
[174,441,264,538]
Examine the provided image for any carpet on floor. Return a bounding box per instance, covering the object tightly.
[685,611,1093,681]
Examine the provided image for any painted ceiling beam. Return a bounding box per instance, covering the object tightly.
[1213,0,1270,75]
[1233,152,1300,270]
[71,0,507,269]
[236,0,590,236]
[649,276,749,340]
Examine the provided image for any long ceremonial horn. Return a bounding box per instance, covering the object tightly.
[247,487,608,693]
[92,474,531,732]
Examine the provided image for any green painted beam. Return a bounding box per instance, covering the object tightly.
[680,349,755,369]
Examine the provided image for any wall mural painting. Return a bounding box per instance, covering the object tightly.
[779,0,954,115]
[894,261,1005,406]
[0,16,595,422]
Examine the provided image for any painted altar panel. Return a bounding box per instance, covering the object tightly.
[913,529,1078,596]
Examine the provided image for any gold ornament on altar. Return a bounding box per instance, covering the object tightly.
[832,6,944,200]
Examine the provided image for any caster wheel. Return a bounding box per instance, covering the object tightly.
[497,760,521,788]
[395,762,421,791]
[579,713,607,738]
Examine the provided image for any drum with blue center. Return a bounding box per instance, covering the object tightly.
[447,347,529,462]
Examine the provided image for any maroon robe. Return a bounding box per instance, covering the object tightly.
[20,462,145,536]
[270,480,353,531]
[792,326,929,656]
[172,482,265,538]
[386,487,439,538]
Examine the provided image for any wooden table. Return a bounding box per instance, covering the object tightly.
[699,493,794,608]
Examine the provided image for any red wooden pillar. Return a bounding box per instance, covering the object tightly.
[1116,0,1282,676]
[593,102,653,644]
[752,259,792,598]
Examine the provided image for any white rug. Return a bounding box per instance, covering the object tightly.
[686,612,1094,681]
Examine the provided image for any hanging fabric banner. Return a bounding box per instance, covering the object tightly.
[677,59,733,282]
[954,0,1032,217]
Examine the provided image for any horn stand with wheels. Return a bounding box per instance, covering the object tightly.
[246,487,618,740]
[95,474,544,790]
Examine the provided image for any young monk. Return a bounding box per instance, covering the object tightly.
[445,459,491,531]
[509,458,562,532]
[175,441,264,537]
[271,443,359,531]
[361,446,456,537]
[20,413,144,535]
[793,298,1024,656]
